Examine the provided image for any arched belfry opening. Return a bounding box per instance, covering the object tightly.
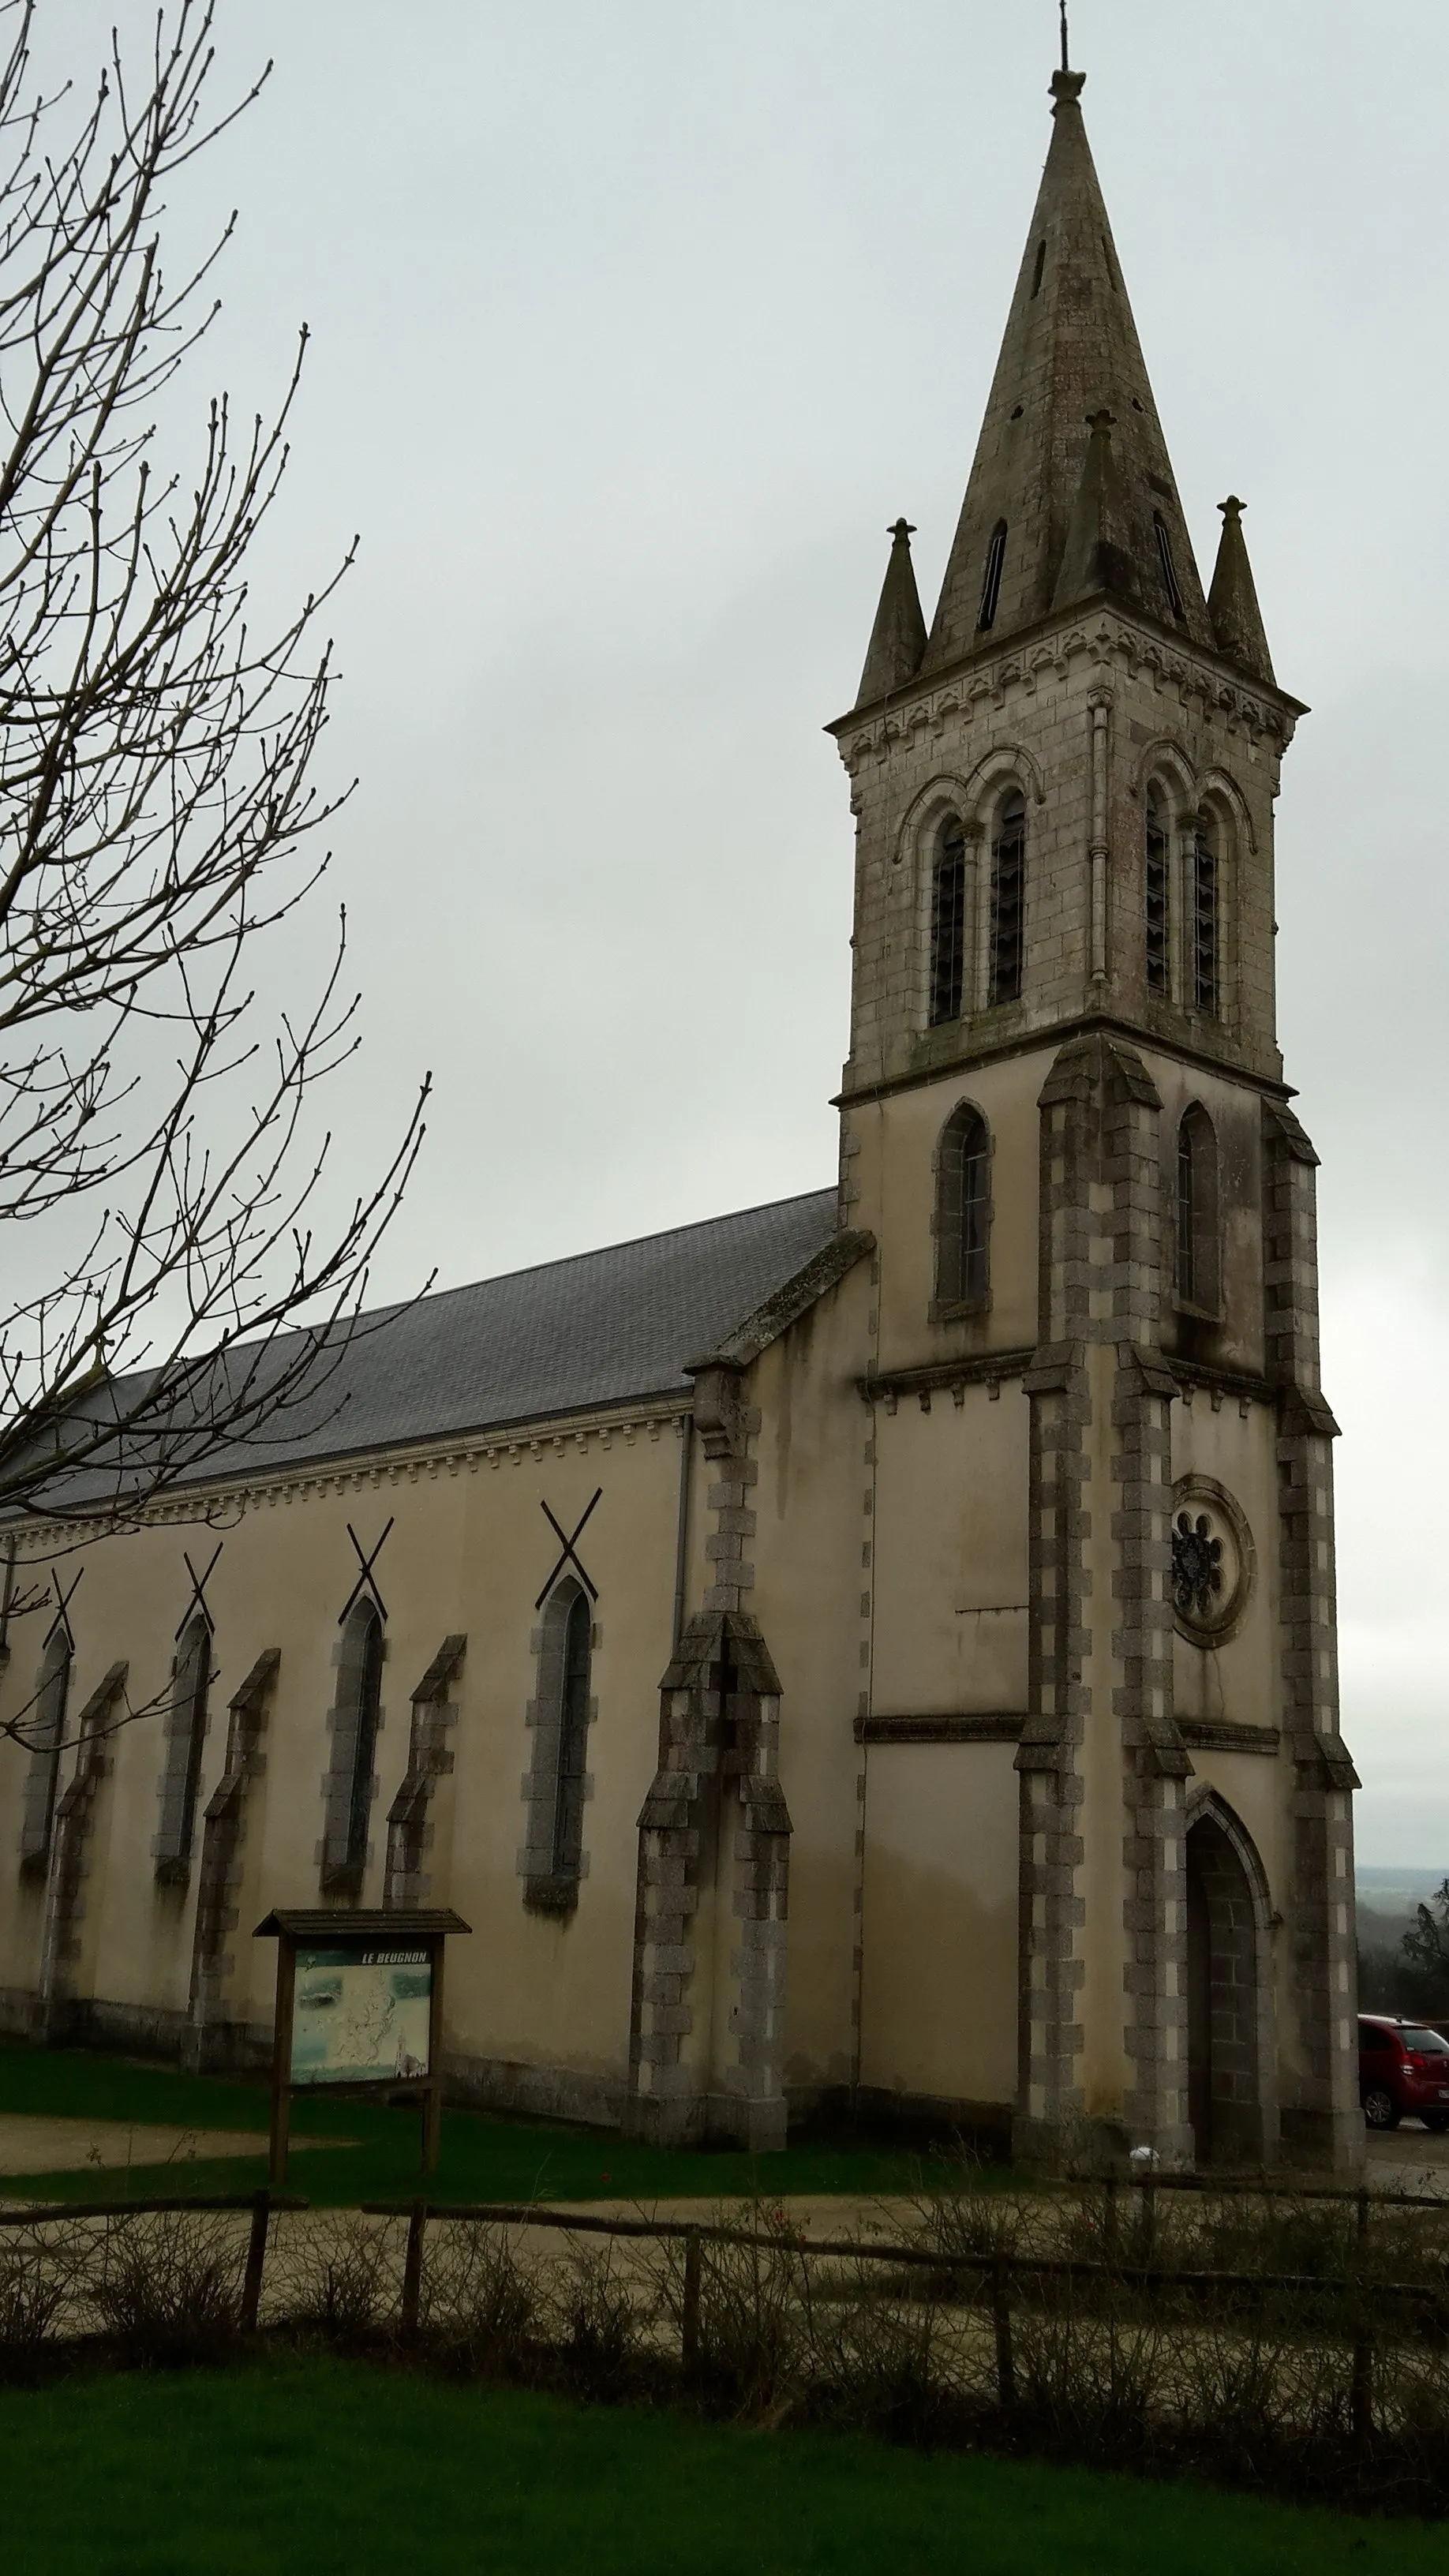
[1185,1799,1274,2166]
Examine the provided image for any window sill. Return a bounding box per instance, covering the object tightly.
[1172,1297,1222,1327]
[930,1297,991,1326]
[523,1874,580,1919]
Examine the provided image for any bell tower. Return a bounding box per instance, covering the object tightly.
[830,56,1360,2169]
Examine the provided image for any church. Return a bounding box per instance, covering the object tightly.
[0,53,1361,2172]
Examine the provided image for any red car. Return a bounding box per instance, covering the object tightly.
[1357,2015,1449,2131]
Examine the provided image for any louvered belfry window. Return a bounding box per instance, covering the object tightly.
[929,817,967,1026]
[1145,781,1171,996]
[1193,822,1220,1015]
[989,792,1026,1004]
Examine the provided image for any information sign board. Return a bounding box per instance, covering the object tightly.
[290,1943,432,2087]
[254,1908,470,2186]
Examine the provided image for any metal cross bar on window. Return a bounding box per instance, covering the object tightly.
[44,1564,84,1652]
[339,1518,395,1625]
[174,1542,223,1641]
[535,1489,603,1610]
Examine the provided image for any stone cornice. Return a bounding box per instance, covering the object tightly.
[829,601,1305,772]
[836,1011,1293,1114]
[858,1350,1036,1408]
[1178,1720,1282,1756]
[857,1711,1026,1745]
[9,1395,692,1553]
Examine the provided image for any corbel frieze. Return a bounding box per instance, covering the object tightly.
[837,611,1297,779]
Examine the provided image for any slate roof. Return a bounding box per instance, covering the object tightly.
[182,1185,842,1484]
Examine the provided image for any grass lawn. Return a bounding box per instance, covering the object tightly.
[0,2041,955,2208]
[0,2360,1438,2576]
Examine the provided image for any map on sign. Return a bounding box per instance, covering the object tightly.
[290,1945,432,2087]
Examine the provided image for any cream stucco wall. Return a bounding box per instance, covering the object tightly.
[859,1742,1017,2105]
[0,1410,687,2103]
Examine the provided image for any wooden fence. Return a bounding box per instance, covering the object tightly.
[5,2168,1449,2445]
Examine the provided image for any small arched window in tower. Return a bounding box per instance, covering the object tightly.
[1031,240,1046,298]
[928,816,967,1026]
[988,790,1026,1005]
[19,1625,71,1874]
[155,1612,212,1881]
[524,1579,593,1909]
[1192,817,1220,1015]
[1144,780,1171,997]
[1175,1104,1221,1315]
[321,1597,385,1894]
[1154,511,1185,622]
[936,1104,990,1308]
[978,521,1008,631]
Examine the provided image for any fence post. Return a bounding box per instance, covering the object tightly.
[240,2188,270,2334]
[1346,2181,1373,2445]
[402,2198,428,2336]
[680,2226,702,2372]
[1102,2177,1118,2265]
[991,2256,1016,2413]
[1350,2320,1373,2449]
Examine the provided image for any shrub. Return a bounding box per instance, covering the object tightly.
[424,2224,541,2371]
[275,2215,396,2342]
[88,2213,242,2368]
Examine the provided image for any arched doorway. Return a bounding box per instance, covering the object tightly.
[1185,1801,1271,2166]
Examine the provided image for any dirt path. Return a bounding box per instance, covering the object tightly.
[0,2114,335,2177]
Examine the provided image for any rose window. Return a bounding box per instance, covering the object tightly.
[1172,1511,1223,1622]
[1169,1481,1253,1642]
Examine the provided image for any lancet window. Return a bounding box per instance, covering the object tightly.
[988,791,1026,1005]
[978,521,1008,631]
[19,1626,71,1874]
[936,1104,990,1308]
[1175,1103,1221,1315]
[155,1612,212,1880]
[928,816,968,1026]
[321,1597,384,1894]
[1144,780,1171,997]
[1154,511,1185,621]
[1192,818,1220,1015]
[523,1578,593,1908]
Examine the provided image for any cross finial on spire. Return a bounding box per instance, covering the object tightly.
[1050,0,1084,107]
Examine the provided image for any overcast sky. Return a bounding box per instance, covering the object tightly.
[52,2,1449,1864]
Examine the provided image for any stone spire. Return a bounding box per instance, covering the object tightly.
[1208,495,1276,685]
[922,67,1214,672]
[856,517,927,708]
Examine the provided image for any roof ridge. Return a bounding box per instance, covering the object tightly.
[384,1184,837,1316]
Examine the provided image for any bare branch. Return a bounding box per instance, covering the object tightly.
[0,4,429,1676]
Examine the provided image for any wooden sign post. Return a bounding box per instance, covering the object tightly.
[255,1908,470,2190]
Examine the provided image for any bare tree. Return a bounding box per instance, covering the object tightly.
[0,0,427,1612]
